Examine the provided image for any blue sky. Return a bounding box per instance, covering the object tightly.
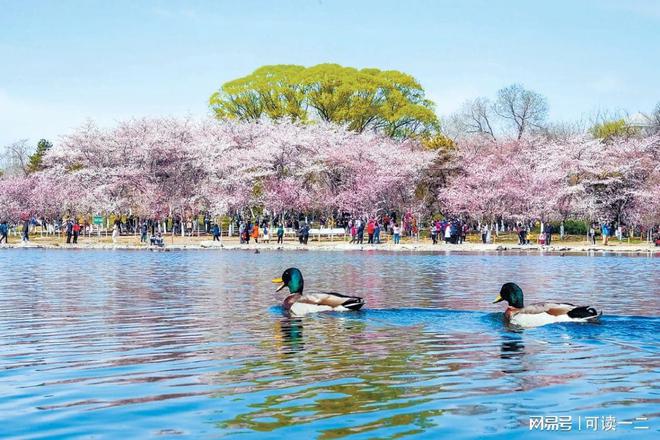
[1,0,659,145]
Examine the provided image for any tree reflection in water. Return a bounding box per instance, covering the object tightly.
[210,314,509,437]
[2,250,656,438]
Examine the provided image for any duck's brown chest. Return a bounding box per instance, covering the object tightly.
[283,294,300,310]
[505,307,519,320]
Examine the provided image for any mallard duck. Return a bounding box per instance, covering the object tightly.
[493,282,600,328]
[272,268,365,316]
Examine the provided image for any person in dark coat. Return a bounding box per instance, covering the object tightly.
[303,223,310,245]
[545,224,553,246]
[298,223,310,244]
[0,220,8,244]
[66,220,73,243]
[22,220,30,242]
[460,222,468,244]
[277,224,284,244]
[212,223,221,241]
[450,221,458,244]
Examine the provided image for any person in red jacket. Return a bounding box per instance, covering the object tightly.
[367,219,375,244]
[252,223,260,244]
[72,221,81,244]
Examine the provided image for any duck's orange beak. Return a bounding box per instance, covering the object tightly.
[272,277,286,292]
[492,295,504,304]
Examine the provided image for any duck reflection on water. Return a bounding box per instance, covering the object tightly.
[275,317,304,354]
[499,334,528,378]
[500,335,525,361]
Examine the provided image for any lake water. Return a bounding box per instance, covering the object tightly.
[0,249,657,439]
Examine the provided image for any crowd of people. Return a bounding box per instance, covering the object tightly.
[238,220,307,245]
[586,222,646,246]
[429,219,470,244]
[345,215,475,246]
[0,214,658,247]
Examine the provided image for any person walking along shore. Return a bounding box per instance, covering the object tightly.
[72,221,81,244]
[66,220,73,244]
[111,223,118,244]
[601,223,609,245]
[0,220,8,244]
[140,222,148,243]
[545,224,553,246]
[22,220,29,242]
[349,222,357,244]
[393,223,401,244]
[262,224,270,243]
[277,224,284,244]
[367,219,375,244]
[252,223,259,243]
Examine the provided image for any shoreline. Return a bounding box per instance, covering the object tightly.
[1,239,658,256]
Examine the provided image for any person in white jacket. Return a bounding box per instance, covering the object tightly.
[112,224,119,244]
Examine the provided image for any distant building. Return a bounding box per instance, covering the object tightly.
[624,112,658,136]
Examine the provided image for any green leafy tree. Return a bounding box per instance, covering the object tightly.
[210,65,307,122]
[27,139,53,173]
[590,119,637,140]
[210,63,439,139]
[418,133,455,150]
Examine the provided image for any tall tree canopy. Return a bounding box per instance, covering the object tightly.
[209,64,440,139]
[27,139,53,173]
[494,84,548,140]
[446,84,549,141]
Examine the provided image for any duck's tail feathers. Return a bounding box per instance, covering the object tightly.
[342,297,365,311]
[567,306,599,319]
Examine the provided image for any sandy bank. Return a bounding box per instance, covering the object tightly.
[1,239,657,255]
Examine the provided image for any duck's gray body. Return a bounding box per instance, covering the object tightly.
[274,268,365,316]
[495,283,600,328]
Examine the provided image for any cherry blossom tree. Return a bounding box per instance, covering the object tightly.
[438,134,659,229]
[567,135,659,226]
[437,137,565,222]
[0,118,434,222]
[2,116,655,236]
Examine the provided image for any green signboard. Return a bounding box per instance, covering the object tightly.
[93,216,104,225]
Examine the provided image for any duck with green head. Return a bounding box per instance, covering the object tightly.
[493,282,600,328]
[272,268,365,316]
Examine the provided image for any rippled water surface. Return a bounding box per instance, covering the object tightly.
[0,249,658,439]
